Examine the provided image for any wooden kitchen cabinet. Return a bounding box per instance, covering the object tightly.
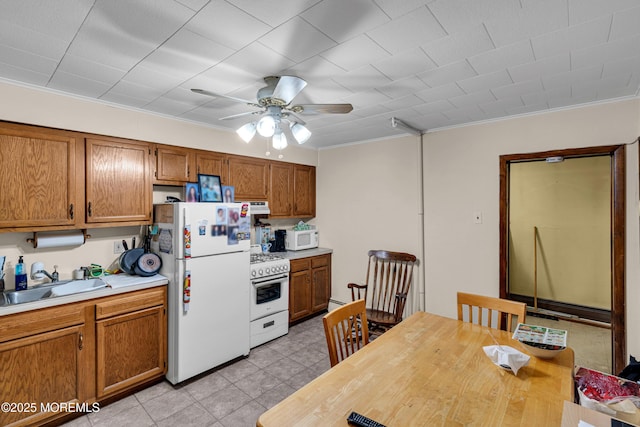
[292,164,316,218]
[0,285,167,426]
[95,287,167,398]
[228,155,269,200]
[196,150,229,184]
[289,253,332,323]
[154,144,194,184]
[85,136,152,224]
[269,161,294,217]
[0,303,88,427]
[0,122,79,230]
[268,162,316,218]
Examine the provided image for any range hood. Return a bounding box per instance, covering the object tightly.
[247,201,270,215]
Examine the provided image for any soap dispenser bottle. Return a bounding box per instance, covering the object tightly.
[15,256,28,291]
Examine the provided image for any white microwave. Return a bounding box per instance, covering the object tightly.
[285,229,319,251]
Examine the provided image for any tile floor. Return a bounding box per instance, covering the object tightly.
[63,314,330,427]
[63,312,613,427]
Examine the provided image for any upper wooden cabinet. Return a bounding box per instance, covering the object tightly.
[154,144,194,184]
[269,162,294,217]
[195,150,229,184]
[0,123,78,230]
[293,164,316,218]
[228,155,269,201]
[85,137,152,224]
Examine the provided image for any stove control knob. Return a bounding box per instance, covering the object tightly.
[265,267,270,274]
[251,270,256,277]
[258,269,263,276]
[283,265,288,271]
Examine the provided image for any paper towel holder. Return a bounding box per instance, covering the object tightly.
[27,229,91,249]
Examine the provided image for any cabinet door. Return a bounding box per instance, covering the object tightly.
[154,144,194,184]
[293,165,316,217]
[96,305,166,398]
[311,255,332,313]
[85,137,152,223]
[228,155,268,200]
[0,325,85,427]
[269,162,293,217]
[0,124,77,229]
[289,269,312,322]
[196,151,228,184]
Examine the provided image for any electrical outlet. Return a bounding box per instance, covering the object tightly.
[114,241,125,254]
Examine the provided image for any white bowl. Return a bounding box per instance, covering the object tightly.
[518,340,565,359]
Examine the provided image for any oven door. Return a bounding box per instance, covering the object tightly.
[251,274,289,321]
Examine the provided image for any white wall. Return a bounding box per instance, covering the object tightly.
[0,81,317,284]
[316,136,424,312]
[423,98,640,358]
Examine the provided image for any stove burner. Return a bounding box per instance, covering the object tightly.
[251,253,285,263]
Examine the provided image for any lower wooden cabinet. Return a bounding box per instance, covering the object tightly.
[0,325,85,427]
[95,288,166,398]
[0,286,167,426]
[289,254,331,323]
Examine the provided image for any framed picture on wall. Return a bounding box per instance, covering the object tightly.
[185,182,199,202]
[222,185,235,202]
[198,174,223,202]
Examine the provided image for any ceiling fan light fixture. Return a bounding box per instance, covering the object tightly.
[290,122,311,144]
[257,115,276,137]
[272,131,288,150]
[236,122,257,142]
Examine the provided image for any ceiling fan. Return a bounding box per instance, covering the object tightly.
[191,76,353,150]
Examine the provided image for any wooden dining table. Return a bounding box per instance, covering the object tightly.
[257,311,575,427]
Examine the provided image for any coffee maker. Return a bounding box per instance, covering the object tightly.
[271,230,287,252]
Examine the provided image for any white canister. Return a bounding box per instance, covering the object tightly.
[73,269,84,280]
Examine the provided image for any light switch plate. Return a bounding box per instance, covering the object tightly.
[114,241,125,254]
[473,211,483,224]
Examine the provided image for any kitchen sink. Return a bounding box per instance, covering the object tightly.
[0,278,108,306]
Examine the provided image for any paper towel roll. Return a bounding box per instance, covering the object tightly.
[33,231,85,249]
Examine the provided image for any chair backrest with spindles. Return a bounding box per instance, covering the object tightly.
[457,292,526,331]
[366,250,417,324]
[323,299,369,367]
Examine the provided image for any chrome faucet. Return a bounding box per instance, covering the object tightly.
[31,265,59,282]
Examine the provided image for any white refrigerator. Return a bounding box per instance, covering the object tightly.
[152,202,251,384]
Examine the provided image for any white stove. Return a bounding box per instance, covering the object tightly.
[250,253,290,279]
[249,253,290,348]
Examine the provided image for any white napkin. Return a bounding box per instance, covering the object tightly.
[483,345,530,375]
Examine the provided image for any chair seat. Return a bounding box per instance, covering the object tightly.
[367,308,397,326]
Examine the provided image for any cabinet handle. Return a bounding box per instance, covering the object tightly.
[69,204,74,219]
[87,202,92,217]
[78,333,84,350]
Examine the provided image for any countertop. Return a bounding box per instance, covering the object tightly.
[278,247,333,260]
[0,274,168,316]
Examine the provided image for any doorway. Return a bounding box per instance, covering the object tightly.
[499,145,626,374]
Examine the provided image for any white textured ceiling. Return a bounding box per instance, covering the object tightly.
[1,0,639,149]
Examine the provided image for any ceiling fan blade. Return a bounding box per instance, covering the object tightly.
[219,110,264,120]
[272,76,307,104]
[191,88,260,107]
[293,103,354,114]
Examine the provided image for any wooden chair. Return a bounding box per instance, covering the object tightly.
[457,292,526,331]
[348,250,417,335]
[323,299,369,367]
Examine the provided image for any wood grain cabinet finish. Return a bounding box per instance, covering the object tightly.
[269,162,294,217]
[154,144,194,184]
[196,151,228,184]
[0,123,78,230]
[292,164,316,218]
[0,303,87,427]
[95,287,166,399]
[85,137,152,224]
[289,254,331,323]
[227,155,269,201]
[0,286,167,426]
